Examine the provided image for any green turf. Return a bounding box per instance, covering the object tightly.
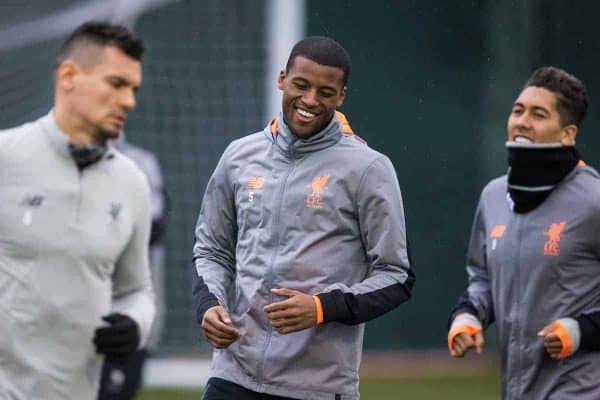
[135,373,500,400]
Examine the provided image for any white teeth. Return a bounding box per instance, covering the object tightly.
[515,136,533,144]
[297,109,315,118]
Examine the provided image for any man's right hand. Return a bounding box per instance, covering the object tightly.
[201,305,240,349]
[448,313,484,357]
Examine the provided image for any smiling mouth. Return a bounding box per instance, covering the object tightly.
[514,135,533,144]
[296,108,317,121]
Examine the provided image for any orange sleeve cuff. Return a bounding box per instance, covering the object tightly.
[552,321,573,359]
[313,295,324,325]
[448,325,481,352]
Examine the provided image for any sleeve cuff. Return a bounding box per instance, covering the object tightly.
[577,312,600,351]
[447,313,482,352]
[196,298,220,323]
[313,295,324,324]
[550,318,580,358]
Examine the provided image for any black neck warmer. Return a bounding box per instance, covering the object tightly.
[507,142,580,213]
[68,143,108,170]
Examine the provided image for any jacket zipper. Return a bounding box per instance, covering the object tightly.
[514,215,524,399]
[75,169,83,222]
[256,146,297,390]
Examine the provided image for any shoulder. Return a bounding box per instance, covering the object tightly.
[117,142,162,183]
[567,165,600,204]
[219,131,269,164]
[108,149,151,196]
[481,175,507,199]
[336,133,392,171]
[0,119,41,149]
[119,142,159,168]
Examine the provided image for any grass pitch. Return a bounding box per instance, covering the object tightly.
[136,373,499,399]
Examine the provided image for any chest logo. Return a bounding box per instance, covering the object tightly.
[19,194,45,226]
[246,177,265,203]
[544,221,566,256]
[306,174,331,209]
[20,194,45,208]
[109,203,122,222]
[490,224,506,250]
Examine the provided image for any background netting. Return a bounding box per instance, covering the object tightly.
[0,0,266,355]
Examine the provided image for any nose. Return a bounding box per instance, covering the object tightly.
[511,111,531,130]
[301,89,319,108]
[121,89,136,111]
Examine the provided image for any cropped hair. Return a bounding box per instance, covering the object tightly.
[56,21,144,68]
[524,66,588,127]
[286,36,350,86]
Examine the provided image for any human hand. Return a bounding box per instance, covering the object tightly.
[538,318,580,360]
[201,305,240,349]
[264,288,318,334]
[448,313,484,357]
[94,313,140,362]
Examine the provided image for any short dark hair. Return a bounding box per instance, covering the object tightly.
[56,21,144,68]
[286,36,350,86]
[524,66,588,127]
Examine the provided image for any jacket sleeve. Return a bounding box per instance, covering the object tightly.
[112,174,156,348]
[449,197,495,329]
[576,312,600,351]
[192,147,237,323]
[316,156,415,325]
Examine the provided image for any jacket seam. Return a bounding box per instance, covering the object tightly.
[352,156,386,211]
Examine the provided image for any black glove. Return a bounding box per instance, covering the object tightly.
[94,313,140,357]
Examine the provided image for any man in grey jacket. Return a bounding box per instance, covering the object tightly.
[0,22,154,400]
[193,37,414,400]
[448,66,600,399]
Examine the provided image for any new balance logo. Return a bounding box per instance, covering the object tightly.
[20,194,45,208]
[246,177,265,190]
[246,177,265,203]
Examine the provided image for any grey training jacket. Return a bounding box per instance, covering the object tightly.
[462,166,600,399]
[0,112,155,400]
[193,113,413,400]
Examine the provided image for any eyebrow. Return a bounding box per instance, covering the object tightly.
[107,75,140,89]
[292,77,339,92]
[513,102,551,115]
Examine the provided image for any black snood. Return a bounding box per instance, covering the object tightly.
[507,143,579,213]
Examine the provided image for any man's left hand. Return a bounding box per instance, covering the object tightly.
[538,318,581,360]
[264,288,317,334]
[94,313,140,359]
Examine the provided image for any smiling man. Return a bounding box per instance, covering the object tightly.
[0,22,154,399]
[193,36,414,400]
[447,66,600,399]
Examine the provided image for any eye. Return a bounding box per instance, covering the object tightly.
[293,82,308,90]
[108,78,126,89]
[511,107,523,115]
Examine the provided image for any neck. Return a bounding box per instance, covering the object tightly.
[283,114,335,140]
[54,102,103,145]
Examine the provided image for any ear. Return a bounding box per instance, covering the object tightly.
[561,124,577,146]
[56,60,79,92]
[337,86,347,108]
[277,70,286,91]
